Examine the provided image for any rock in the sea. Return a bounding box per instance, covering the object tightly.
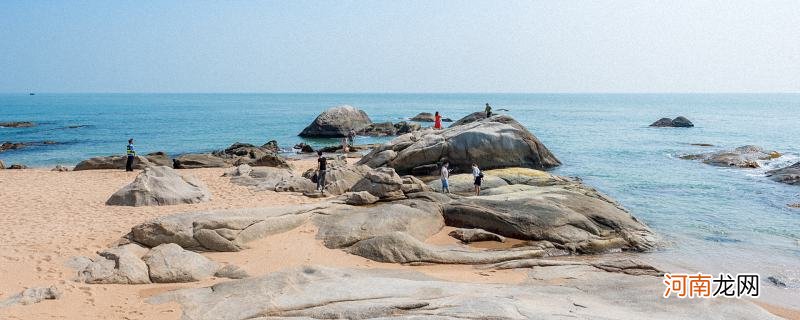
[142,243,220,283]
[358,115,561,174]
[0,286,61,308]
[0,121,34,128]
[51,164,70,172]
[680,145,780,168]
[342,191,379,205]
[8,163,27,169]
[173,153,229,169]
[1,141,27,152]
[444,185,656,253]
[293,142,314,153]
[449,228,506,243]
[106,166,211,206]
[650,116,694,127]
[359,122,397,136]
[766,162,800,185]
[789,203,800,209]
[299,105,373,138]
[394,121,421,134]
[410,112,435,122]
[450,111,488,126]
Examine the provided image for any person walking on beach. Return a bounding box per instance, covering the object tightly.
[485,103,493,118]
[440,162,450,193]
[125,138,136,172]
[472,163,483,196]
[316,150,327,194]
[433,111,443,130]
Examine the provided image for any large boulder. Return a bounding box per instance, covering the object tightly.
[173,153,230,169]
[106,166,211,206]
[227,165,316,193]
[72,154,157,171]
[428,173,508,194]
[150,265,775,320]
[299,105,373,138]
[680,145,780,168]
[443,185,657,254]
[450,111,487,126]
[410,112,435,122]
[144,152,171,166]
[350,167,405,200]
[142,243,220,283]
[766,162,800,185]
[650,116,694,127]
[358,115,561,174]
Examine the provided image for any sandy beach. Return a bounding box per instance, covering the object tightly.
[0,159,540,319]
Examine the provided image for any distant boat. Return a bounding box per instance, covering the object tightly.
[29,93,35,95]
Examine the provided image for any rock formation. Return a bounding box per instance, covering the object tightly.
[106,166,211,206]
[358,115,561,174]
[680,145,781,168]
[410,112,435,122]
[450,111,488,126]
[74,153,171,171]
[299,105,373,137]
[0,121,34,128]
[650,116,694,127]
[766,162,800,185]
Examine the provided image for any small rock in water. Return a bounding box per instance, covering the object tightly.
[788,203,800,209]
[767,276,787,288]
[0,121,35,128]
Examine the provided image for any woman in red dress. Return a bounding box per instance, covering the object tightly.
[434,111,442,129]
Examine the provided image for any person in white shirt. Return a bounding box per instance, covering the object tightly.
[472,163,483,196]
[440,162,450,193]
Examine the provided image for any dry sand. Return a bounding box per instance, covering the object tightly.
[0,159,797,319]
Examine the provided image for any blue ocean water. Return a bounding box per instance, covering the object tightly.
[1,93,799,287]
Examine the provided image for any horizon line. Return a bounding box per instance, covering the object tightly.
[4,91,800,95]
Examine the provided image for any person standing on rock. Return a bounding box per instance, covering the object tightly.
[125,138,136,172]
[440,162,450,193]
[433,111,443,130]
[485,103,492,118]
[316,150,327,194]
[472,163,483,196]
[348,129,356,147]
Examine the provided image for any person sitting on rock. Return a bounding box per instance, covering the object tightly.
[472,163,483,196]
[316,150,327,194]
[485,103,492,118]
[434,111,442,130]
[440,162,451,193]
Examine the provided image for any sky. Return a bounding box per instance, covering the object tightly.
[1,1,799,93]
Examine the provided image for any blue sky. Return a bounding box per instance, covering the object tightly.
[1,1,798,93]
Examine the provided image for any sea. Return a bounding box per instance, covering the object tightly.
[1,93,799,292]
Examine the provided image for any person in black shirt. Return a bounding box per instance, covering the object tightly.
[317,150,327,194]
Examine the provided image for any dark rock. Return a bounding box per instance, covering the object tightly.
[0,121,34,128]
[293,143,314,153]
[650,116,694,127]
[261,140,279,153]
[299,105,373,138]
[358,115,561,174]
[51,164,70,172]
[1,142,26,152]
[145,151,171,167]
[359,122,397,136]
[766,162,800,185]
[671,116,694,127]
[394,121,420,134]
[173,153,230,169]
[767,276,787,288]
[8,164,27,169]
